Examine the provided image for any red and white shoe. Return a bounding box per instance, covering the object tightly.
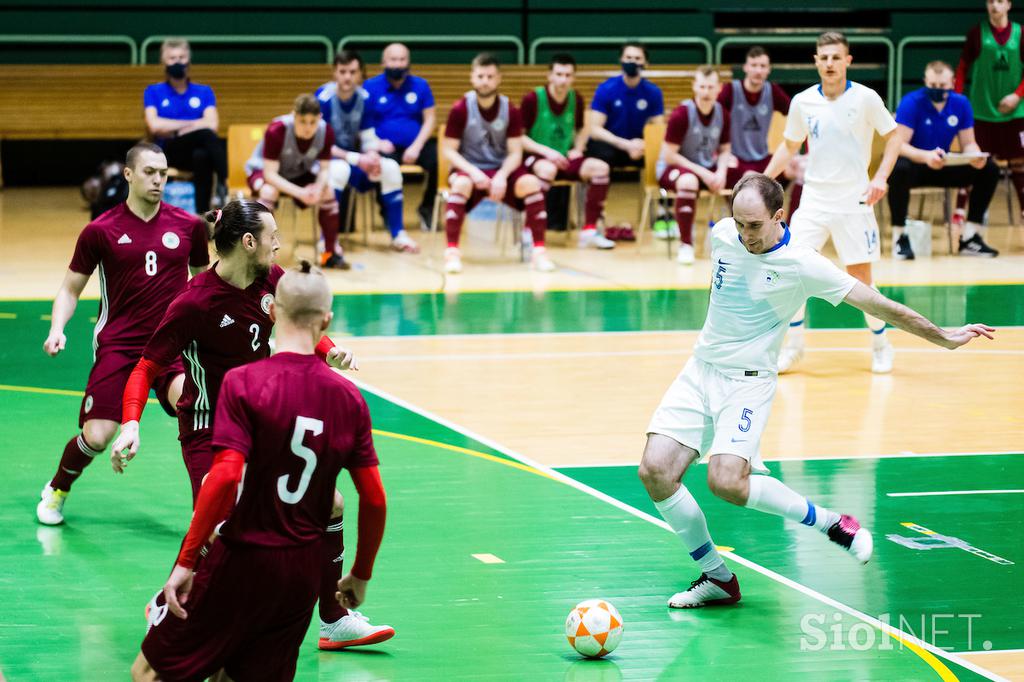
[318,611,395,650]
[668,572,741,609]
[827,514,874,564]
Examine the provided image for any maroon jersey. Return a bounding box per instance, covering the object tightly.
[68,202,210,353]
[213,353,378,548]
[143,264,285,434]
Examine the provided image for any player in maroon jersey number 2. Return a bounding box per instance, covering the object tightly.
[130,263,389,681]
[111,199,392,650]
[37,142,210,526]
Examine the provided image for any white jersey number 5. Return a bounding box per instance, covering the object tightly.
[278,416,323,504]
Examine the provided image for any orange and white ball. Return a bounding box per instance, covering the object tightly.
[565,599,623,658]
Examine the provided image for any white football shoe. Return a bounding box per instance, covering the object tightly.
[319,611,396,650]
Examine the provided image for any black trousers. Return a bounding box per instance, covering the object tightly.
[383,137,437,216]
[583,139,637,168]
[887,156,1000,226]
[162,128,227,213]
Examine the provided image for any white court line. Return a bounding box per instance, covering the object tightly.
[887,489,1024,497]
[953,648,1024,656]
[349,376,1007,682]
[553,449,1023,468]
[472,553,505,564]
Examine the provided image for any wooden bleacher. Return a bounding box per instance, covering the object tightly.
[0,64,727,140]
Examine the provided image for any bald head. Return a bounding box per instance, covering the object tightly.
[274,262,333,329]
[382,43,410,69]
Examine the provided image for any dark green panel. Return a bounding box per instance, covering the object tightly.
[559,454,1024,653]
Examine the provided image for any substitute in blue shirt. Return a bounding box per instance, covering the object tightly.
[142,38,226,213]
[363,43,438,227]
[889,60,1000,259]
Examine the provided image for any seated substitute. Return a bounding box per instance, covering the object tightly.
[245,94,349,269]
[522,53,615,249]
[143,38,227,213]
[890,60,1000,259]
[317,49,419,253]
[441,53,553,274]
[659,66,736,265]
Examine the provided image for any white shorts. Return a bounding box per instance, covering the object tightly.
[646,357,775,473]
[790,207,880,266]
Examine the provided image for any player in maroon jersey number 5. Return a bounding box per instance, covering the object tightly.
[37,142,209,526]
[130,263,389,681]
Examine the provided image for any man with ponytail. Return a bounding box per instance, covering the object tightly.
[36,142,210,527]
[112,199,393,654]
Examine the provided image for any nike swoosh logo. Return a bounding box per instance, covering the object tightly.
[718,259,732,265]
[731,438,746,443]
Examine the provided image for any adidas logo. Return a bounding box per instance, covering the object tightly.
[219,314,235,328]
[117,234,132,245]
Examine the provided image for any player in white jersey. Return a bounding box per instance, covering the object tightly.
[639,174,994,609]
[764,32,904,374]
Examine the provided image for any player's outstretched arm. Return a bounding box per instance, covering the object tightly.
[337,465,387,609]
[763,138,802,179]
[43,270,89,356]
[843,281,995,349]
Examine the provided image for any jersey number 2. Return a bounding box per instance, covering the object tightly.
[278,416,322,504]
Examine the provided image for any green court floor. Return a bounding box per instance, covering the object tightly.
[0,289,1018,680]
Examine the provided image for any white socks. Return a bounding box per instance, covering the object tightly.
[963,221,981,240]
[654,484,731,580]
[746,475,839,533]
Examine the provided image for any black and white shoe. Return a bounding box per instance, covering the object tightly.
[958,234,999,257]
[667,572,742,608]
[893,233,915,260]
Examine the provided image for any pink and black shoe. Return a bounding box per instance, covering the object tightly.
[827,514,874,564]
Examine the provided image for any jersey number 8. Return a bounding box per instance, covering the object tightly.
[278,416,323,504]
[145,251,158,276]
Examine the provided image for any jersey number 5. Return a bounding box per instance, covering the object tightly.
[278,416,323,504]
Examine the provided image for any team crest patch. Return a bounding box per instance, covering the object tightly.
[162,232,180,249]
[405,92,418,104]
[84,395,94,413]
[261,293,274,314]
[189,96,201,109]
[947,115,959,127]
[491,118,506,132]
[637,99,648,111]
[764,270,780,285]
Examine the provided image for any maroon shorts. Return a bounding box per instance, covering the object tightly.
[974,119,1024,160]
[523,154,586,181]
[450,166,532,211]
[658,163,750,193]
[80,350,181,427]
[178,426,214,503]
[246,171,319,207]
[141,539,320,682]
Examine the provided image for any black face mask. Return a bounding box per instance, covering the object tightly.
[166,62,189,79]
[621,61,641,77]
[926,87,948,103]
[385,67,409,81]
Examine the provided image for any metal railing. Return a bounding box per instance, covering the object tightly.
[340,35,525,65]
[0,34,138,64]
[895,35,963,103]
[529,36,712,66]
[140,35,334,64]
[715,35,897,108]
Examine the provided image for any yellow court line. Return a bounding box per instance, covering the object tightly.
[0,312,16,319]
[886,632,959,681]
[370,428,555,480]
[0,384,160,404]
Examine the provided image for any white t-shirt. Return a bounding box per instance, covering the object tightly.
[693,219,858,374]
[784,81,897,213]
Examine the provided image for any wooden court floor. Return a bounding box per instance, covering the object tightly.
[1,186,1022,680]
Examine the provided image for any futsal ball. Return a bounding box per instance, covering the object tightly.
[565,599,623,658]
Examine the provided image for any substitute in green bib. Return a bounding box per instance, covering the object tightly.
[521,54,615,249]
[956,0,1024,220]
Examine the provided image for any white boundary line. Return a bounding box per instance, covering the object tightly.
[347,325,1024,343]
[887,489,1024,498]
[953,648,1024,656]
[350,376,1008,682]
[553,450,1022,468]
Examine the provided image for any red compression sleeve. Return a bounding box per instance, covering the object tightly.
[175,449,245,570]
[349,465,387,580]
[122,358,165,423]
[315,335,336,362]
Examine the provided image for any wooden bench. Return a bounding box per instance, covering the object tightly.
[0,63,724,140]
